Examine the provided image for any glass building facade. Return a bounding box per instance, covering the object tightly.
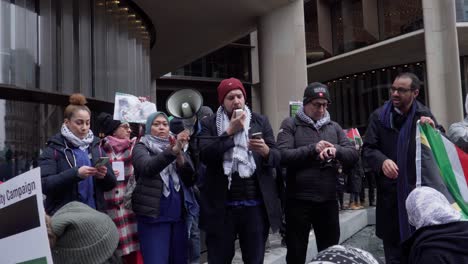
[304,0,468,134]
[0,0,154,180]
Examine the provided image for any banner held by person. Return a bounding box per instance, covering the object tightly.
[114,92,157,123]
[0,168,53,264]
[416,122,468,218]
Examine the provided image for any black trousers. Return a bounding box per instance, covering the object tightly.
[360,171,376,204]
[206,205,269,264]
[285,199,340,264]
[383,239,402,264]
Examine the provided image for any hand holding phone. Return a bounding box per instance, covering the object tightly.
[250,132,263,140]
[234,109,244,118]
[94,157,110,168]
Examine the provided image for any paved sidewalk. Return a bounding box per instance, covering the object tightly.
[204,206,376,264]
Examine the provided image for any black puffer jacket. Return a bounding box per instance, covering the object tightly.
[131,141,195,218]
[39,133,116,215]
[277,117,358,201]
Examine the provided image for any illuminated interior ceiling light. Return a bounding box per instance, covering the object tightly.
[392,67,396,69]
[382,68,386,71]
[128,14,136,18]
[372,70,375,73]
[416,62,420,65]
[346,76,349,79]
[404,64,408,67]
[354,75,357,77]
[120,7,128,11]
[362,73,366,75]
[97,1,105,6]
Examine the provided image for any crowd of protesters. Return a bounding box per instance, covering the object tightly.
[30,73,468,264]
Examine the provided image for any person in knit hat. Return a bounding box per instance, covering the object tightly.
[96,112,143,264]
[197,77,281,263]
[277,82,358,263]
[49,201,120,264]
[131,111,196,263]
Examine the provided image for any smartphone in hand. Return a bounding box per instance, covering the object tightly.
[94,157,110,167]
[250,132,263,139]
[234,109,243,118]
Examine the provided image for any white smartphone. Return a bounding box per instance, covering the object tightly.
[234,109,244,118]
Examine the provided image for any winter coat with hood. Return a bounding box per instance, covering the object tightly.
[39,133,116,215]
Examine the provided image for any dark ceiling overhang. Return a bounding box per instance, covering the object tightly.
[134,0,292,78]
[307,25,468,82]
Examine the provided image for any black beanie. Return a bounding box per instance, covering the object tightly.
[303,82,331,105]
[96,112,121,137]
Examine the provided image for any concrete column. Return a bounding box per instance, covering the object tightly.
[258,0,308,133]
[423,0,463,129]
[250,31,262,113]
[151,79,157,106]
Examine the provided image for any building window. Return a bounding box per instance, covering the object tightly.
[1,0,154,102]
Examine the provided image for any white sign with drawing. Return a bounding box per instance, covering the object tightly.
[113,92,157,124]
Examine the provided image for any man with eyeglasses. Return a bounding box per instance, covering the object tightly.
[362,72,441,264]
[277,82,359,264]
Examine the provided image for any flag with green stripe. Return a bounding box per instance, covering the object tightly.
[416,123,468,218]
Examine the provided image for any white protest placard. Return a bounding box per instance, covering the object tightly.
[112,161,125,181]
[113,92,157,124]
[0,168,53,264]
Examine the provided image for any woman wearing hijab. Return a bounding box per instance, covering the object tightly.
[39,93,116,215]
[97,112,142,264]
[403,186,468,263]
[131,112,195,264]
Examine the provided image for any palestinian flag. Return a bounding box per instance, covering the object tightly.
[345,128,363,147]
[416,123,468,218]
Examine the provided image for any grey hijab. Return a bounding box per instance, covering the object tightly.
[406,186,462,230]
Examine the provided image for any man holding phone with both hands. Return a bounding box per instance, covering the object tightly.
[198,77,281,263]
[277,82,359,264]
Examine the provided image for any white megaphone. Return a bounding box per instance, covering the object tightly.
[166,89,203,134]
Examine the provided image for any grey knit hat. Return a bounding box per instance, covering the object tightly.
[51,202,119,264]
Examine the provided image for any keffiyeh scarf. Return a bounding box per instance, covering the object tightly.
[296,106,331,130]
[140,134,180,197]
[216,106,256,188]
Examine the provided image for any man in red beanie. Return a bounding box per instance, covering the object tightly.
[198,77,281,263]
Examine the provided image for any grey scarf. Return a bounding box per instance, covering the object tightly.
[61,124,94,151]
[140,135,180,197]
[296,106,331,130]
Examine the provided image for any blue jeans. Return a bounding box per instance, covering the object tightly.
[186,213,201,264]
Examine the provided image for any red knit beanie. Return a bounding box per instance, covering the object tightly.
[217,78,247,104]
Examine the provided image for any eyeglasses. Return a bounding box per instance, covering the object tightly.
[119,123,131,130]
[311,102,330,109]
[390,86,415,94]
